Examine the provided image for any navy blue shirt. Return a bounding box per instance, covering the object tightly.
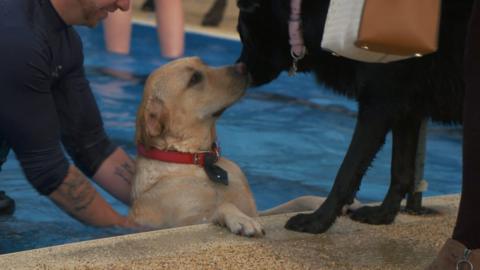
[0,0,116,195]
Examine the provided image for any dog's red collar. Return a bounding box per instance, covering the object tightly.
[137,143,220,167]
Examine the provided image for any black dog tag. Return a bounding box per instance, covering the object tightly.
[204,165,229,185]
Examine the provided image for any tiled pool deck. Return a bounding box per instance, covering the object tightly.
[0,1,460,269]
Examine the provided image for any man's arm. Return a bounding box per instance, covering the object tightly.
[49,165,136,228]
[93,147,135,206]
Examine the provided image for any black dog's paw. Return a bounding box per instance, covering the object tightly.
[284,212,335,234]
[349,206,396,225]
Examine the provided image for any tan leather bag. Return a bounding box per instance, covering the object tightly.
[355,0,442,57]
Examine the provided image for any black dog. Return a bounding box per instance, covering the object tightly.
[236,0,472,234]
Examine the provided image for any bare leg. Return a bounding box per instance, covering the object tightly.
[155,0,185,59]
[103,5,133,55]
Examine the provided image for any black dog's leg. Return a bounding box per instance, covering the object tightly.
[350,116,421,224]
[285,105,391,234]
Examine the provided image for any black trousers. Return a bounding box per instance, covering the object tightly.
[453,0,480,249]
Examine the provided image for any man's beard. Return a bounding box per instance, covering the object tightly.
[78,0,101,27]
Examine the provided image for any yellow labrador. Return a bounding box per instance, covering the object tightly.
[129,57,359,236]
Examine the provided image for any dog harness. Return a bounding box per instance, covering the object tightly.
[137,143,229,185]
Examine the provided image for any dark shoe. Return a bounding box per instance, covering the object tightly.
[0,191,15,216]
[201,0,227,27]
[141,0,155,12]
[427,238,480,270]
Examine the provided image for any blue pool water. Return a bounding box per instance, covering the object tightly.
[0,24,462,254]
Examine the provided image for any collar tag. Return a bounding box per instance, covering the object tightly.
[204,165,229,185]
[137,143,228,185]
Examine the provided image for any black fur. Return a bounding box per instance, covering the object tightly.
[236,0,472,233]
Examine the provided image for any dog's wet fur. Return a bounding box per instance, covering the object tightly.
[236,0,472,233]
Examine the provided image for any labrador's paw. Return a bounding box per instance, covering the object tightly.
[223,213,265,237]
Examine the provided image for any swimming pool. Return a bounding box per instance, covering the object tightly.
[0,23,462,254]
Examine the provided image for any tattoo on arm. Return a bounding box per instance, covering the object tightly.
[114,160,135,185]
[57,170,96,212]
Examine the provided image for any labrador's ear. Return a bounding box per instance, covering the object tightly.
[237,0,261,13]
[135,96,168,149]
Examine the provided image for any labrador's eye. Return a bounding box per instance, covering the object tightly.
[187,71,203,88]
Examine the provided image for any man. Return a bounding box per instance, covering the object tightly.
[0,0,136,227]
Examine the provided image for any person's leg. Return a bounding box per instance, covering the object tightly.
[202,0,227,27]
[427,1,480,268]
[155,0,184,59]
[103,4,133,55]
[453,0,480,250]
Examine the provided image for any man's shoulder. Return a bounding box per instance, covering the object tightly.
[0,0,36,28]
[0,0,43,47]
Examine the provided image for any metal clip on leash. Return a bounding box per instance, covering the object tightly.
[289,46,306,77]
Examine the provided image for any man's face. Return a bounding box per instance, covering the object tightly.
[78,0,130,27]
